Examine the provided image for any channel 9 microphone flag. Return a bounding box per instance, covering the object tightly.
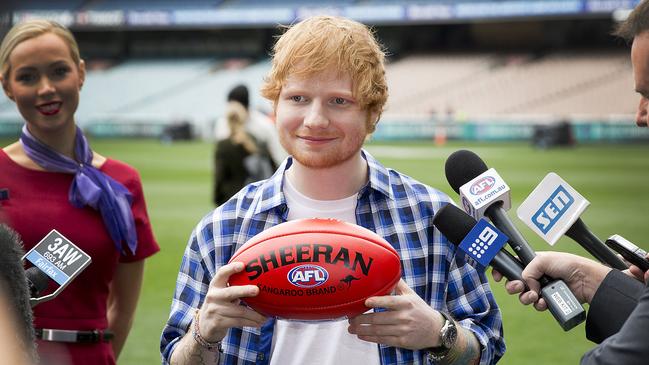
[516,173,626,270]
[22,229,91,307]
[433,204,525,281]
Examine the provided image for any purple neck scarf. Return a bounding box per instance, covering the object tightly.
[20,125,137,255]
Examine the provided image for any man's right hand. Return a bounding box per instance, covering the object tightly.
[492,252,612,311]
[197,262,268,343]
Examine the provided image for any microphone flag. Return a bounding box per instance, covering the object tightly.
[516,173,589,246]
[458,168,511,220]
[22,229,91,306]
[459,218,509,269]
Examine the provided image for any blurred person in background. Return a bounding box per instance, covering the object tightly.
[0,224,37,365]
[214,84,287,166]
[493,3,649,364]
[0,19,160,365]
[213,100,274,206]
[162,15,505,365]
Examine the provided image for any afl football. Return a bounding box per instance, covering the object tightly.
[228,218,401,320]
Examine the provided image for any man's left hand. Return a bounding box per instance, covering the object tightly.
[347,279,444,350]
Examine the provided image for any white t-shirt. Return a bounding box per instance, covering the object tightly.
[269,176,381,365]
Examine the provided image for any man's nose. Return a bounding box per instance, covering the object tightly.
[304,102,329,128]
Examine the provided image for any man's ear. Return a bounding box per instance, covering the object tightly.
[1,74,14,101]
[78,59,86,90]
[367,111,380,133]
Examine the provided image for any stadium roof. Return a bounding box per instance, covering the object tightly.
[5,0,643,29]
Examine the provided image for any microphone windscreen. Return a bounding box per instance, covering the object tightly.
[0,223,24,271]
[445,150,488,193]
[433,204,476,245]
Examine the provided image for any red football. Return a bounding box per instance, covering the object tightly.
[228,218,401,320]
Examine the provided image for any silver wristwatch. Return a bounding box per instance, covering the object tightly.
[426,311,458,362]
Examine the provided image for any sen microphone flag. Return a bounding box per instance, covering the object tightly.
[516,173,589,246]
[458,168,511,220]
[459,218,509,269]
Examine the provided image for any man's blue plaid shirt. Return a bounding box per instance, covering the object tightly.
[161,150,505,364]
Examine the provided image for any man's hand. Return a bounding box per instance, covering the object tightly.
[492,252,611,310]
[624,252,649,284]
[347,279,445,350]
[197,262,268,342]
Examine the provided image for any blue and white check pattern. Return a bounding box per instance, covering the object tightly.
[161,150,505,365]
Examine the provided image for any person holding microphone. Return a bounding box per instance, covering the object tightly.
[493,6,649,361]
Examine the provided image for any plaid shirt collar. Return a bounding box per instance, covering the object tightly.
[252,149,395,216]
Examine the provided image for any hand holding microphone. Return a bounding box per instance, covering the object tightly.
[500,251,613,310]
[433,204,586,331]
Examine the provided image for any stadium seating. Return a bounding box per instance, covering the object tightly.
[383,52,636,119]
[76,58,218,122]
[0,52,637,138]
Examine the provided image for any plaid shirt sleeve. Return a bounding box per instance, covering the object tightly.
[160,212,218,364]
[361,151,505,365]
[446,245,506,364]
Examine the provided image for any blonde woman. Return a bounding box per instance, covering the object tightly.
[0,20,159,364]
[213,101,273,205]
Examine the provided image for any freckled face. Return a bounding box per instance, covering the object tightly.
[275,68,369,169]
[2,32,85,139]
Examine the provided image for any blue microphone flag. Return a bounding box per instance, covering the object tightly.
[459,218,509,269]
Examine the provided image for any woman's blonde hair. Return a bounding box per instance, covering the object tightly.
[226,101,258,154]
[0,19,81,79]
[260,15,388,133]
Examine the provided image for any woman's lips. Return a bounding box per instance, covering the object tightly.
[37,102,62,116]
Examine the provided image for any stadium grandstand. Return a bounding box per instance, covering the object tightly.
[0,0,646,142]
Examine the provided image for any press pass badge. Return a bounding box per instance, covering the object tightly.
[22,229,92,306]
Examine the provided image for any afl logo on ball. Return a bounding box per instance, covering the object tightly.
[287,265,329,288]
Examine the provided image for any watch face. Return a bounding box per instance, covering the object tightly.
[441,321,458,348]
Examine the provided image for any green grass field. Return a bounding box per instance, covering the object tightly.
[12,138,649,364]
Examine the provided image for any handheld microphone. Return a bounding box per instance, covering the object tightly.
[516,173,627,270]
[434,204,586,331]
[25,267,50,299]
[22,229,92,307]
[445,150,536,265]
[605,235,649,272]
[433,204,525,281]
